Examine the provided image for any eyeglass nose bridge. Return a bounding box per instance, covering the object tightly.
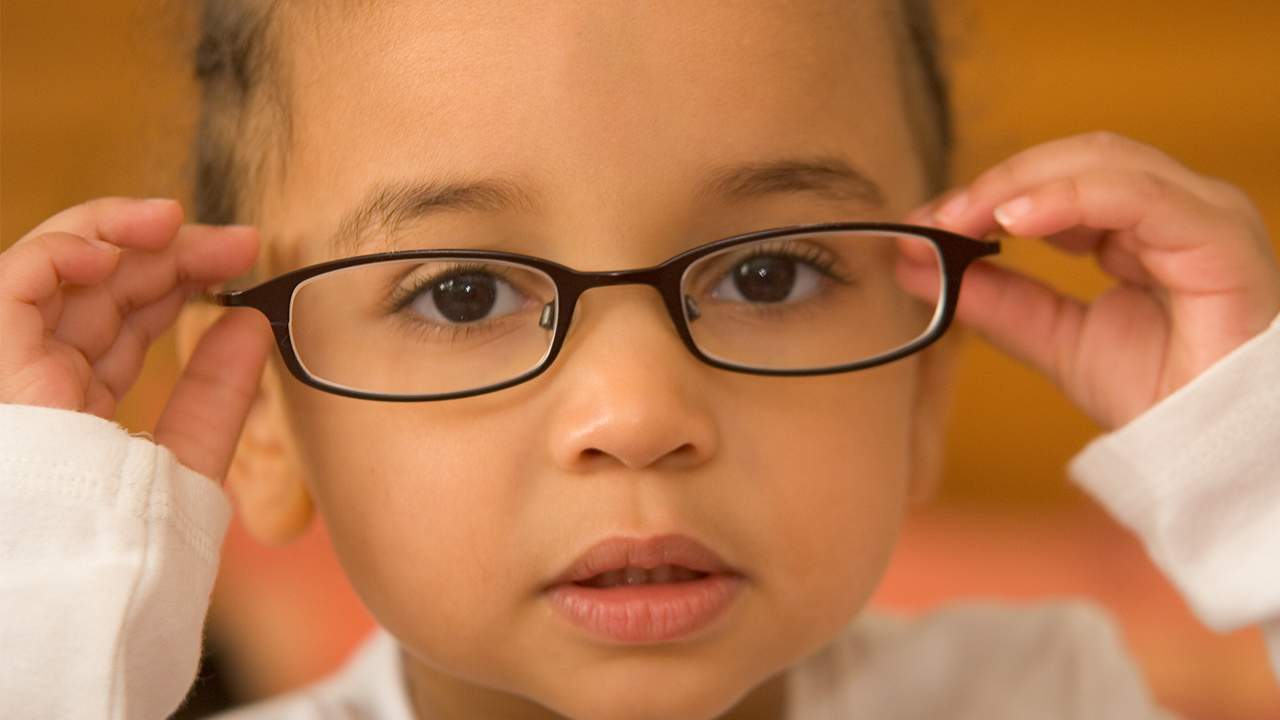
[544,263,698,347]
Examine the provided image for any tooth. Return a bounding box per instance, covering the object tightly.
[598,569,623,588]
[624,567,647,585]
[651,565,674,584]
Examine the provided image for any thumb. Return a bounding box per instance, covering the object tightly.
[155,307,274,481]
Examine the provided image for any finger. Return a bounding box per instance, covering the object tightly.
[972,169,1278,404]
[895,235,1146,400]
[953,258,1173,428]
[991,170,1280,327]
[0,201,255,417]
[926,133,1214,237]
[147,222,260,285]
[52,224,260,364]
[0,344,100,412]
[85,222,258,318]
[90,286,190,402]
[155,308,273,481]
[898,242,1091,387]
[951,259,1085,378]
[0,233,123,407]
[0,231,122,306]
[894,236,944,304]
[903,189,962,225]
[23,197,185,252]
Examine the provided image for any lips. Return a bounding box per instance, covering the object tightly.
[544,535,743,644]
[575,564,708,588]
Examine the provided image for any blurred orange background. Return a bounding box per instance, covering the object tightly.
[3,0,1278,717]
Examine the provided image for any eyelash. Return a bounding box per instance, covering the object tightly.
[381,263,525,345]
[718,240,851,289]
[384,263,498,313]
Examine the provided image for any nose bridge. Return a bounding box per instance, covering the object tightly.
[571,279,678,341]
[546,269,718,472]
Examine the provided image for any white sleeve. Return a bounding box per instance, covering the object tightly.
[1069,313,1280,679]
[0,404,231,720]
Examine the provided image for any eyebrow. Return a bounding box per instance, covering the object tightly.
[331,179,538,255]
[330,158,885,256]
[702,158,886,208]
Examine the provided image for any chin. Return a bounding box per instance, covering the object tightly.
[545,692,751,720]
[528,660,770,720]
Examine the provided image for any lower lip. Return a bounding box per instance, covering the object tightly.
[545,574,742,644]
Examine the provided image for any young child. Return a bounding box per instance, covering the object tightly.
[2,1,1278,719]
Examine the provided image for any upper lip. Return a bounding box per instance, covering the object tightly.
[546,534,738,588]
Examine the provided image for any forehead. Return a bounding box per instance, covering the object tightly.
[266,0,919,260]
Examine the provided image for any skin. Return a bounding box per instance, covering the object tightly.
[0,2,1276,720]
[251,4,937,719]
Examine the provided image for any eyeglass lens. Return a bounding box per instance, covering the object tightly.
[286,230,943,397]
[682,230,941,371]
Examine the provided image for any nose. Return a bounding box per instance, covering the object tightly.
[546,286,718,472]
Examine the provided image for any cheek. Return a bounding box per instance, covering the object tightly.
[716,363,917,656]
[280,386,541,663]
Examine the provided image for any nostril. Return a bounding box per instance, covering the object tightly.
[574,442,702,468]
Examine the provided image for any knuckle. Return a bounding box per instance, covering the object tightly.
[1080,130,1132,159]
[1118,168,1168,206]
[1059,176,1086,206]
[993,158,1022,186]
[975,156,1024,196]
[80,196,129,213]
[16,230,75,256]
[1207,178,1261,217]
[0,234,51,279]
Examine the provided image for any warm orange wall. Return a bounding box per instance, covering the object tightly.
[3,1,1278,717]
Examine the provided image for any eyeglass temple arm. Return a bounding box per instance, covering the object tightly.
[197,289,235,307]
[195,286,289,329]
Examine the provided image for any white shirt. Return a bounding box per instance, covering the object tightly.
[3,313,1279,719]
[218,603,1170,720]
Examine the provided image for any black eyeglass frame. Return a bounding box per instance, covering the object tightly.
[212,222,999,402]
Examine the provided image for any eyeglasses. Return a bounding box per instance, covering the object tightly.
[212,223,998,401]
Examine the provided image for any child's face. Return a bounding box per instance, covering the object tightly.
[245,1,946,718]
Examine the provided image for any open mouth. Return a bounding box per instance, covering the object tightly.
[574,564,710,589]
[545,535,743,644]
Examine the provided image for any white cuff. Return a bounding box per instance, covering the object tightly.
[0,404,231,720]
[1070,313,1280,632]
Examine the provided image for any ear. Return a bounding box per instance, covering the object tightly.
[906,329,960,504]
[178,305,315,544]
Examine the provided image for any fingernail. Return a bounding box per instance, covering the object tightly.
[994,195,1032,228]
[143,197,176,205]
[935,192,969,221]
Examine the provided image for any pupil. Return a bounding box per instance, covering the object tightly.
[733,256,795,303]
[432,272,498,322]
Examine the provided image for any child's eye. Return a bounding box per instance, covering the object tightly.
[707,245,842,306]
[394,266,529,325]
